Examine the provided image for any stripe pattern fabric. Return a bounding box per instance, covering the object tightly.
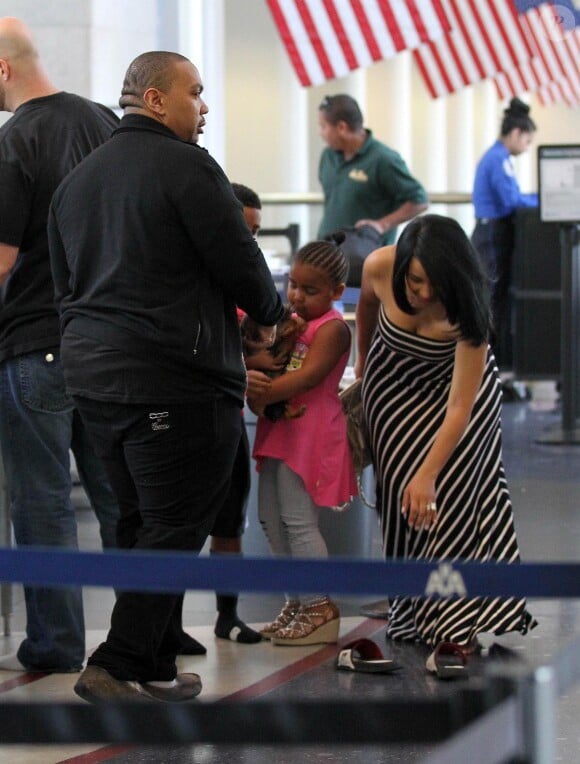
[362,310,536,645]
[266,0,451,86]
[412,0,536,98]
[494,4,580,107]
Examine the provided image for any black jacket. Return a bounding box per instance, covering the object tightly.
[48,114,283,403]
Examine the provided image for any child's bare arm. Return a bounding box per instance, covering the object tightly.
[248,319,350,407]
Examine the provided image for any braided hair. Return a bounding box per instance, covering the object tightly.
[293,233,349,287]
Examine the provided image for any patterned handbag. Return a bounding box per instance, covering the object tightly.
[339,378,373,476]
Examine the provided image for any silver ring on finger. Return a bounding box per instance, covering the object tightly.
[426,502,437,512]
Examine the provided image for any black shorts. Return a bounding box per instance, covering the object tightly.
[210,421,251,538]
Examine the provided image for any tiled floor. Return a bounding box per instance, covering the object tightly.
[1,384,580,763]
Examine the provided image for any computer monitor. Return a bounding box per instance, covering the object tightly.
[538,144,580,223]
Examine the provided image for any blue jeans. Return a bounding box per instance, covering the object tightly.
[0,350,119,670]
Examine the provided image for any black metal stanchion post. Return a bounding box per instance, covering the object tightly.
[536,224,580,444]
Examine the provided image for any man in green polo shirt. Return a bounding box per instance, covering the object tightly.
[317,94,428,246]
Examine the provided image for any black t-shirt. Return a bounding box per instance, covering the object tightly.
[0,92,119,362]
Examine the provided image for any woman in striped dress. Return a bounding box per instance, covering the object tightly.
[355,214,535,674]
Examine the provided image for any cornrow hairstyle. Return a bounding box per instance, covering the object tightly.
[231,183,261,210]
[392,214,491,347]
[293,233,349,288]
[500,97,536,135]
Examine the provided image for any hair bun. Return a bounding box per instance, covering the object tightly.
[506,97,530,117]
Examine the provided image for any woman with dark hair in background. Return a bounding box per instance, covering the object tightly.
[355,214,535,677]
[471,98,538,381]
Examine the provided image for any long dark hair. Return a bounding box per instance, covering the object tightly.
[392,215,491,346]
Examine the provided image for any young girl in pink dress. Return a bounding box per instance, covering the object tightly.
[248,237,357,646]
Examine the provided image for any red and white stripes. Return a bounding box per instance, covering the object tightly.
[494,5,580,107]
[267,0,579,107]
[266,0,451,86]
[412,0,535,98]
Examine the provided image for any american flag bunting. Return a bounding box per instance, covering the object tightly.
[266,0,451,86]
[494,3,580,106]
[412,0,537,98]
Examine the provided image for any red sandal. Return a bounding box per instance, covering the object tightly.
[426,641,477,679]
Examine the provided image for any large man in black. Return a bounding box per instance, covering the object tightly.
[48,51,283,704]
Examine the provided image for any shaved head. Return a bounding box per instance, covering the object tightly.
[0,17,38,61]
[0,17,56,112]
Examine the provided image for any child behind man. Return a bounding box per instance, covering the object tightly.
[248,236,357,646]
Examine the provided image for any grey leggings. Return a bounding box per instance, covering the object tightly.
[258,458,329,604]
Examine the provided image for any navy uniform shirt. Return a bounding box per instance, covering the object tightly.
[472,140,538,219]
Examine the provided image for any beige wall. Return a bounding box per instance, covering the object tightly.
[1,0,578,239]
[220,0,578,241]
[0,0,158,113]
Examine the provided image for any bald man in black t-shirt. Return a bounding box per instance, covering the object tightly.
[0,17,120,673]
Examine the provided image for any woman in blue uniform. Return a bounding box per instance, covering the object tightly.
[471,98,537,372]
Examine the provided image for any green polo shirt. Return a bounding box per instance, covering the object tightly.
[317,130,428,245]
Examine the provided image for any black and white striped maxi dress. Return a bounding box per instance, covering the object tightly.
[362,308,536,646]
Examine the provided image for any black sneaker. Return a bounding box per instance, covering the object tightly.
[177,632,207,656]
[215,616,263,644]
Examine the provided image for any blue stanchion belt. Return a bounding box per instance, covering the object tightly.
[0,547,578,598]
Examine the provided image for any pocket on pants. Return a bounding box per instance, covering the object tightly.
[18,351,75,414]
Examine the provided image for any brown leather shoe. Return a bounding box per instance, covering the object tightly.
[142,673,202,702]
[74,666,202,704]
[74,666,155,704]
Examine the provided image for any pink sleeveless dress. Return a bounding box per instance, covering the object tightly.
[253,308,357,507]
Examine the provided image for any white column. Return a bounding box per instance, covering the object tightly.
[178,0,225,165]
[366,52,412,159]
[411,61,447,206]
[90,0,159,108]
[473,80,499,162]
[445,87,474,230]
[223,0,311,244]
[469,80,503,231]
